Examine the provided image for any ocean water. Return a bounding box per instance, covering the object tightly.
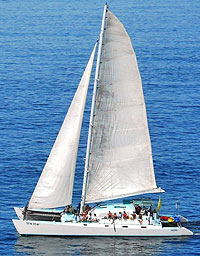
[0,0,200,255]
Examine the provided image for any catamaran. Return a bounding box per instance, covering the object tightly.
[13,4,193,236]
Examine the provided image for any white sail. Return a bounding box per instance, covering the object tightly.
[28,44,96,209]
[85,11,162,204]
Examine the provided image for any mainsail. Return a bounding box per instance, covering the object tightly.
[28,44,96,209]
[85,11,161,203]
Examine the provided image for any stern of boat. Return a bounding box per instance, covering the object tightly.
[12,219,25,235]
[179,226,193,236]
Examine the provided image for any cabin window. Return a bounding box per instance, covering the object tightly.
[83,224,87,226]
[141,226,147,228]
[122,226,128,228]
[105,225,109,227]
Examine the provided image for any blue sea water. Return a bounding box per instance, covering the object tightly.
[0,0,200,255]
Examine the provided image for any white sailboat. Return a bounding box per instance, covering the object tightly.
[13,4,193,236]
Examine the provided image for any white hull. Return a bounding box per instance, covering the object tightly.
[13,219,193,237]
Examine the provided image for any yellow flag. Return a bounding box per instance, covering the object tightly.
[156,196,162,212]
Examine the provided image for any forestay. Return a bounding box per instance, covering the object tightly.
[85,11,161,203]
[28,44,96,209]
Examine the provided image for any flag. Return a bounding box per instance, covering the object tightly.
[156,196,162,212]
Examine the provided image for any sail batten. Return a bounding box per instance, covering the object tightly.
[28,44,97,209]
[85,11,159,203]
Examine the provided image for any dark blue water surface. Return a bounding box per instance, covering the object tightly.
[0,0,200,255]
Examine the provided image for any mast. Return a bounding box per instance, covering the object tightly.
[80,4,108,213]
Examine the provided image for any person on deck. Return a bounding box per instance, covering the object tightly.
[93,214,98,222]
[149,204,153,216]
[88,212,92,222]
[135,205,141,215]
[70,205,75,214]
[131,212,136,220]
[118,212,122,220]
[147,211,151,225]
[85,204,91,211]
[77,202,80,214]
[74,213,79,223]
[83,211,88,221]
[123,211,128,220]
[64,205,70,213]
[138,214,143,224]
[113,213,118,220]
[108,211,112,220]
